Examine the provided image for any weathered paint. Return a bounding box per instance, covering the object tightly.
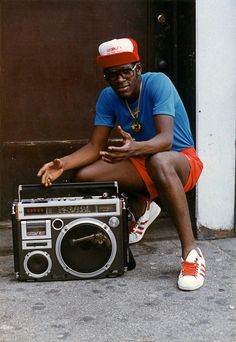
[196,0,236,233]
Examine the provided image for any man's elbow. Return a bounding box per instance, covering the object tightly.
[165,137,173,151]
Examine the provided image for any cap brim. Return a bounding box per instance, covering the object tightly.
[96,52,139,69]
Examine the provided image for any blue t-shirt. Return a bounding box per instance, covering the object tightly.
[95,72,194,151]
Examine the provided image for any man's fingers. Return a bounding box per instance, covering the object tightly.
[37,162,53,177]
[101,156,113,163]
[37,159,62,177]
[107,146,129,156]
[37,166,44,177]
[41,172,50,185]
[116,125,132,139]
[107,145,123,152]
[46,177,52,186]
[100,151,113,163]
[100,151,111,158]
[100,150,127,163]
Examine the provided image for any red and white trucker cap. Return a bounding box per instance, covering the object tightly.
[96,38,140,69]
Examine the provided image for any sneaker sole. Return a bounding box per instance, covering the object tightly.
[178,281,204,291]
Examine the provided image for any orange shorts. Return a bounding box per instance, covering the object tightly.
[129,147,203,200]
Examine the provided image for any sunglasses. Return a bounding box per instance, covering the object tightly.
[104,63,138,82]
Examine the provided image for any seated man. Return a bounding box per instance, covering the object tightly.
[37,38,205,291]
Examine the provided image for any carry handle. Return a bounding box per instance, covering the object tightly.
[18,181,119,201]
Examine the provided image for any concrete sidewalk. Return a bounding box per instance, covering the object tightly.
[0,218,235,342]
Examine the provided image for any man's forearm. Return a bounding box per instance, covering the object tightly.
[133,133,173,157]
[60,143,101,171]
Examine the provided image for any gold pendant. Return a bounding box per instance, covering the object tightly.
[131,120,142,133]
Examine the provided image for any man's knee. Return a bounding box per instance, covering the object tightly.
[146,152,175,180]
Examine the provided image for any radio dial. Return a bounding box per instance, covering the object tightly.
[108,216,120,228]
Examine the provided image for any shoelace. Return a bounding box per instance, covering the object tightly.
[181,261,199,276]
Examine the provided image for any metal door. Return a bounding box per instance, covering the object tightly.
[148,0,196,138]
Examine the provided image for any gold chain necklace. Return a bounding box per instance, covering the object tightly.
[125,81,142,133]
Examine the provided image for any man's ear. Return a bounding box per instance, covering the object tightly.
[136,63,142,76]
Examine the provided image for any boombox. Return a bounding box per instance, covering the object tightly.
[12,182,134,281]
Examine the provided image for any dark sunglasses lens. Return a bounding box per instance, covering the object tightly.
[105,71,118,80]
[121,68,133,76]
[104,67,134,81]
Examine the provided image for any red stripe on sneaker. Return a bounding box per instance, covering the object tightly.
[139,220,148,226]
[200,266,206,277]
[136,230,144,235]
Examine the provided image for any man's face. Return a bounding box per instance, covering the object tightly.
[104,63,142,100]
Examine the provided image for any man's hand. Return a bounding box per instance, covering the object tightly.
[100,126,136,163]
[37,158,64,186]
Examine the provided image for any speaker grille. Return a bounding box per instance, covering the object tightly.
[56,218,117,278]
[24,251,52,278]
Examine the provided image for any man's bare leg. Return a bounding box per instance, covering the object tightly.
[146,151,197,259]
[74,158,149,219]
[73,153,197,258]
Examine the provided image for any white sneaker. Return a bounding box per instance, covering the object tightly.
[178,248,206,291]
[129,201,161,244]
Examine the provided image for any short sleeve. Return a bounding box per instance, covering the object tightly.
[151,73,175,117]
[95,88,116,127]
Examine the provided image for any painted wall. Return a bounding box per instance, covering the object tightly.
[196,0,236,234]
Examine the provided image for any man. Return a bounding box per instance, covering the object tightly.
[38,38,206,291]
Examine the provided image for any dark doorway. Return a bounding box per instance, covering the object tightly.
[148,0,196,139]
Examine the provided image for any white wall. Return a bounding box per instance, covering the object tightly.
[196,0,236,232]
